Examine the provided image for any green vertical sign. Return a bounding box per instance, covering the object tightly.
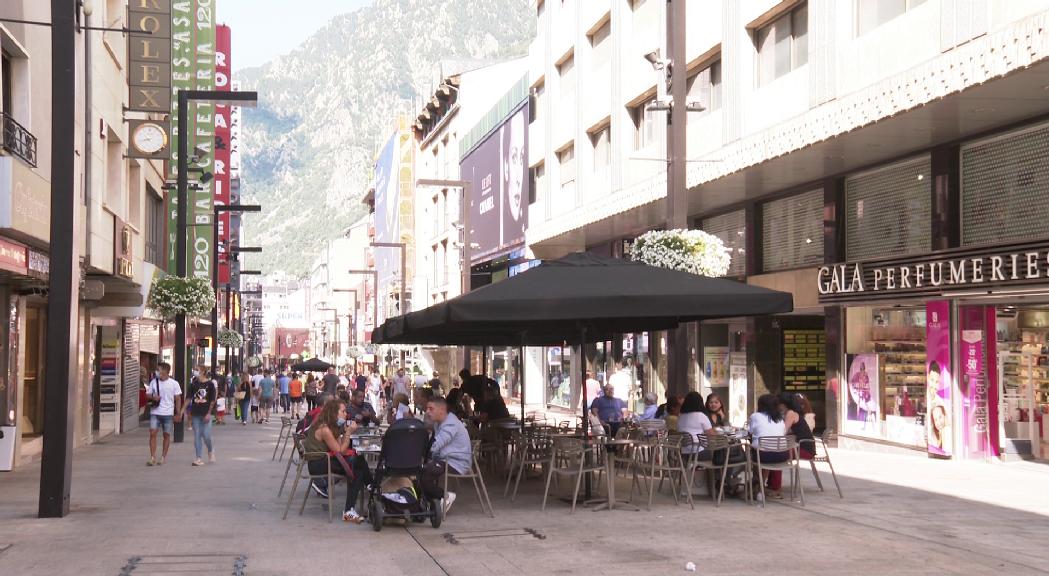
[168,0,216,278]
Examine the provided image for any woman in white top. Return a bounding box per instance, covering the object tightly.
[747,394,788,498]
[389,393,412,422]
[677,391,714,457]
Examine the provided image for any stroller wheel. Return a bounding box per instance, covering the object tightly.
[430,498,443,529]
[370,499,383,532]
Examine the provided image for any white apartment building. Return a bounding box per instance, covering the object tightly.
[527,0,1049,457]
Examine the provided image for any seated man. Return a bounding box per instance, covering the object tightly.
[346,388,379,426]
[421,396,473,514]
[590,384,628,438]
[640,392,659,420]
[476,382,511,423]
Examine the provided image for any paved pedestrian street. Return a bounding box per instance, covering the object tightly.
[1,421,1047,576]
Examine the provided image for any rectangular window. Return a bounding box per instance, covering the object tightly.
[558,53,575,98]
[686,59,722,113]
[845,156,932,261]
[701,209,747,277]
[755,2,808,86]
[529,161,545,205]
[630,100,657,150]
[105,135,124,212]
[961,121,1049,246]
[144,188,163,265]
[128,165,142,228]
[532,81,545,124]
[590,19,611,69]
[762,189,824,272]
[590,125,610,171]
[558,146,576,205]
[1,51,11,118]
[857,0,927,36]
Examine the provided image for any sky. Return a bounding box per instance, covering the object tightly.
[217,0,373,71]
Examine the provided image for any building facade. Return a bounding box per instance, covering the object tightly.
[526,0,1049,457]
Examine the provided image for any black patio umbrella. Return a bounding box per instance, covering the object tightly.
[289,357,333,372]
[373,251,793,438]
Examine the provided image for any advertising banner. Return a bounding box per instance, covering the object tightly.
[845,353,879,436]
[127,0,172,114]
[215,25,232,285]
[728,361,748,427]
[959,305,998,458]
[703,346,729,388]
[373,134,398,288]
[168,0,216,279]
[460,104,529,262]
[925,300,953,457]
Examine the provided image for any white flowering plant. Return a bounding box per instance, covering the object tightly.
[217,329,244,348]
[629,229,731,277]
[347,345,363,359]
[146,276,215,319]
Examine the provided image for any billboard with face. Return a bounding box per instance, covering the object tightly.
[461,104,529,262]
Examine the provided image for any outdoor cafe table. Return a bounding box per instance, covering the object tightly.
[586,438,640,512]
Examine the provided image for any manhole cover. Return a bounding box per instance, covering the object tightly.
[119,553,246,575]
[442,528,545,545]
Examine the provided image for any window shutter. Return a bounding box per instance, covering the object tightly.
[701,209,746,277]
[845,156,931,261]
[763,188,823,272]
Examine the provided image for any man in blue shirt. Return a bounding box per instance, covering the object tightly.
[590,384,628,438]
[277,370,291,414]
[258,370,277,423]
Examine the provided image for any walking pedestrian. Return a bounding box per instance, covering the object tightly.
[289,372,304,419]
[146,362,182,466]
[188,366,217,466]
[367,369,382,412]
[322,367,340,396]
[278,370,291,414]
[304,373,318,411]
[258,369,277,423]
[237,370,251,425]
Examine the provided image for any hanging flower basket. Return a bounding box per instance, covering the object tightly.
[146,276,215,319]
[347,345,363,359]
[629,228,731,277]
[217,329,244,348]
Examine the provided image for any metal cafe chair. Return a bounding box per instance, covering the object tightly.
[277,432,304,497]
[687,434,752,507]
[542,436,603,513]
[752,435,804,508]
[282,443,338,522]
[637,433,694,511]
[505,433,554,502]
[443,439,496,517]
[273,416,294,461]
[800,429,843,498]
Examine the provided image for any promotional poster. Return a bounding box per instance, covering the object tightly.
[845,353,880,436]
[925,301,953,457]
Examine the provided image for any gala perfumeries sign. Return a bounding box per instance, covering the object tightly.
[818,241,1049,303]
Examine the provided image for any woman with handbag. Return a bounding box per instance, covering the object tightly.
[303,398,373,523]
[236,371,251,426]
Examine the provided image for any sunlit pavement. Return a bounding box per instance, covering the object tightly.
[1,419,1048,576]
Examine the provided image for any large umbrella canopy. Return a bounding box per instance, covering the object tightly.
[373,251,793,346]
[289,357,333,372]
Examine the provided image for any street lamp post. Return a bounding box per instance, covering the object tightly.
[174,89,257,443]
[209,208,260,378]
[348,269,379,339]
[333,288,359,346]
[317,307,339,361]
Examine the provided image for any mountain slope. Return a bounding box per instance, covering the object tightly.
[237,0,535,276]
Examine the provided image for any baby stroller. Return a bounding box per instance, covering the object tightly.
[367,417,442,531]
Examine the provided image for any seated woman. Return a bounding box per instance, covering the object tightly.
[662,395,682,432]
[676,391,714,458]
[747,393,788,500]
[779,392,816,460]
[704,392,728,428]
[303,399,373,523]
[445,387,473,421]
[388,393,412,422]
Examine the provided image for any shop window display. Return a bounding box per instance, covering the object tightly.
[844,306,927,447]
[995,308,1047,457]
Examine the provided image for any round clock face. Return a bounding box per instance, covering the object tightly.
[133,123,167,154]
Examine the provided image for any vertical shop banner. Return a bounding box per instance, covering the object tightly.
[215,25,232,285]
[959,305,998,458]
[373,134,398,290]
[728,357,748,427]
[168,0,216,278]
[845,353,880,436]
[925,301,953,457]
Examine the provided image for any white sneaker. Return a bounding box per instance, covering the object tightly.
[192,459,205,466]
[208,451,216,463]
[443,491,457,513]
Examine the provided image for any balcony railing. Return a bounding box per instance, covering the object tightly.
[1,112,37,167]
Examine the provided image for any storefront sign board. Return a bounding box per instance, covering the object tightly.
[818,240,1049,303]
[729,362,748,427]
